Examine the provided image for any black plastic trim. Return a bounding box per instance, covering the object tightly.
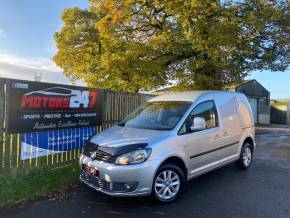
[98,143,148,156]
[83,141,148,160]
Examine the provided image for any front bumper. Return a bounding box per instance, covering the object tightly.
[79,154,158,197]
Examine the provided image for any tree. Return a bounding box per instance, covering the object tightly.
[53,0,289,92]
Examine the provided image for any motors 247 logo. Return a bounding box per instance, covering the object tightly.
[20,87,97,109]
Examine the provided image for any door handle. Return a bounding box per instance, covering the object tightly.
[223,131,229,137]
[215,134,221,140]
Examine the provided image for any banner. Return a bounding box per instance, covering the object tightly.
[21,127,96,160]
[7,79,103,133]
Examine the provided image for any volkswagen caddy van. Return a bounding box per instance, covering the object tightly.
[80,91,255,203]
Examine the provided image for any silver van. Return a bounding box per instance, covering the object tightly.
[80,91,255,203]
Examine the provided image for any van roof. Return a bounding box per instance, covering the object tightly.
[148,91,238,102]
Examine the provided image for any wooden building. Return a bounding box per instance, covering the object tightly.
[236,79,270,125]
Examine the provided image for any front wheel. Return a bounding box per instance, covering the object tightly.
[236,143,253,170]
[152,164,185,203]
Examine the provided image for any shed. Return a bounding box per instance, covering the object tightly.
[236,79,270,125]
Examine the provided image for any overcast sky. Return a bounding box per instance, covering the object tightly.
[0,0,289,98]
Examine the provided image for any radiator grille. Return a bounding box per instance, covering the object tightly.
[83,142,114,163]
[80,169,111,191]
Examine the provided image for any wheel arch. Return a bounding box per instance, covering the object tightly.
[243,136,255,151]
[155,156,188,180]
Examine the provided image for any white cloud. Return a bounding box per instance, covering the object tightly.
[0,29,7,39]
[0,53,61,72]
[0,52,84,86]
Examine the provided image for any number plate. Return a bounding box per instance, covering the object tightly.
[82,164,99,177]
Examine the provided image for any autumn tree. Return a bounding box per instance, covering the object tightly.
[53,0,289,92]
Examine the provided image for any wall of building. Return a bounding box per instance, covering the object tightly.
[258,98,270,125]
[236,80,270,125]
[287,105,290,125]
[259,113,270,125]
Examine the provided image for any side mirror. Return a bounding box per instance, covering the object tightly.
[190,117,206,132]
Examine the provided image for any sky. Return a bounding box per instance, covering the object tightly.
[0,0,88,85]
[0,0,289,99]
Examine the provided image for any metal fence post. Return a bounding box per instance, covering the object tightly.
[0,79,5,172]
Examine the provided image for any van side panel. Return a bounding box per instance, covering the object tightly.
[214,93,242,157]
[236,94,255,128]
[236,94,256,152]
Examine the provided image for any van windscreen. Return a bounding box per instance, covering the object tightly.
[118,101,191,130]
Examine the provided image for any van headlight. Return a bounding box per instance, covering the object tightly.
[115,148,152,165]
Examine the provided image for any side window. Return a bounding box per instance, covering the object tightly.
[179,101,218,134]
[191,101,218,129]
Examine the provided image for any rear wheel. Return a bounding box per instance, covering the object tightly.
[152,164,185,203]
[236,143,253,170]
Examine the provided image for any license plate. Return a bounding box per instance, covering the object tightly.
[82,164,99,177]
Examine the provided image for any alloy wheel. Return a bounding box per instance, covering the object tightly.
[154,170,180,200]
[242,146,252,167]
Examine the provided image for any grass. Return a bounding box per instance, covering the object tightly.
[271,100,290,107]
[0,163,80,208]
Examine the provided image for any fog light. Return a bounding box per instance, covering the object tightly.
[112,182,138,192]
[124,184,131,190]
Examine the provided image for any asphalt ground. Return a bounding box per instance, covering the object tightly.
[1,127,290,218]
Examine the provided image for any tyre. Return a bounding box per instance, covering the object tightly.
[152,163,185,203]
[236,142,253,170]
